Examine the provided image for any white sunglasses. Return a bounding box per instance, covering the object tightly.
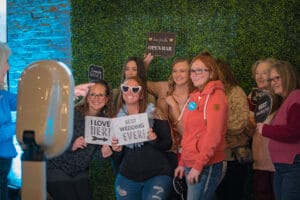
[120,84,142,94]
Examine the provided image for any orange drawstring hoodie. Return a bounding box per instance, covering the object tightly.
[179,80,228,173]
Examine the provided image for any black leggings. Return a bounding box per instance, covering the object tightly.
[0,158,12,200]
[47,178,92,200]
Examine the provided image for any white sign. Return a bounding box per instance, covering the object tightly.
[112,113,150,145]
[85,116,112,145]
[0,0,7,42]
[85,113,150,145]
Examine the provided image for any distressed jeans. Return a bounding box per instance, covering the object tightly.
[185,161,224,200]
[115,174,172,200]
[273,155,300,200]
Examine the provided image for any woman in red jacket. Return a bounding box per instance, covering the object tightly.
[174,52,228,200]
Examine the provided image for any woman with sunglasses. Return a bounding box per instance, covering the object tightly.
[112,56,155,114]
[174,52,228,200]
[47,79,113,200]
[111,76,173,200]
[257,60,300,200]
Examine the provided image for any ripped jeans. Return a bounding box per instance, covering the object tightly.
[115,174,172,200]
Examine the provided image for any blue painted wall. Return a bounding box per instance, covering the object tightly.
[6,0,72,189]
[7,0,72,93]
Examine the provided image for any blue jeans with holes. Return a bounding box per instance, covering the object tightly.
[185,161,223,200]
[273,156,300,200]
[115,174,172,200]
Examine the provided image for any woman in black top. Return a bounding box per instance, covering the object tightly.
[112,76,173,200]
[47,79,112,200]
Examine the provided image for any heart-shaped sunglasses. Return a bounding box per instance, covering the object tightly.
[120,84,142,94]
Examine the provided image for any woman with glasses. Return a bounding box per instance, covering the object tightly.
[47,79,113,200]
[111,76,173,200]
[0,42,97,200]
[257,60,300,200]
[174,52,228,200]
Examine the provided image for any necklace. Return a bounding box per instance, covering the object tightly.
[172,94,189,111]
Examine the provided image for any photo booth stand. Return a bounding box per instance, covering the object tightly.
[16,60,74,200]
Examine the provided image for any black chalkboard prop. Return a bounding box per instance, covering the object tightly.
[146,32,176,59]
[88,64,104,82]
[254,91,273,123]
[250,88,265,106]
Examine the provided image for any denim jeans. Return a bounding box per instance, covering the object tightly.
[273,156,300,200]
[115,174,172,200]
[0,158,12,200]
[185,161,224,200]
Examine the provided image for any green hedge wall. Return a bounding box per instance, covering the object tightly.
[71,1,299,199]
[71,0,299,93]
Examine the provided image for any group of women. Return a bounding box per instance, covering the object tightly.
[1,40,300,200]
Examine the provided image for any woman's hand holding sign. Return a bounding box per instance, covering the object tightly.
[72,136,87,151]
[148,128,157,141]
[101,145,113,158]
[256,123,264,136]
[112,137,123,152]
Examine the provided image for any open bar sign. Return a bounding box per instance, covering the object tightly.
[88,64,104,82]
[146,32,176,59]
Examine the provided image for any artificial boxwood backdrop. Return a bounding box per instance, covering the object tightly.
[71,0,299,199]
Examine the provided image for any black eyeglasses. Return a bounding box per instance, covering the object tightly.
[190,68,210,75]
[120,84,142,94]
[268,76,280,83]
[88,93,106,99]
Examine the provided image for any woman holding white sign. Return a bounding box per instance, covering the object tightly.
[112,56,156,114]
[47,79,113,200]
[112,76,173,200]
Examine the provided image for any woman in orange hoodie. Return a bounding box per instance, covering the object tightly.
[174,52,228,200]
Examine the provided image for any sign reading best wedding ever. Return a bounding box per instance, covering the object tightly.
[85,113,150,146]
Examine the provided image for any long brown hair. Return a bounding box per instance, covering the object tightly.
[76,79,113,117]
[270,60,300,100]
[216,58,238,94]
[167,58,194,95]
[114,76,148,116]
[121,57,146,82]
